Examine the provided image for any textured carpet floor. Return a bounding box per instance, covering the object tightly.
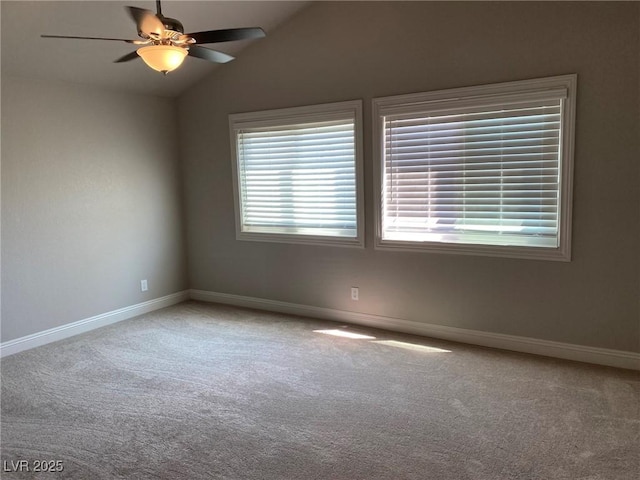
[1,301,638,479]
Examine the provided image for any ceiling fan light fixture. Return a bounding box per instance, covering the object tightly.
[137,45,187,74]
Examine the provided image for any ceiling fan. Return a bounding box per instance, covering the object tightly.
[41,0,266,74]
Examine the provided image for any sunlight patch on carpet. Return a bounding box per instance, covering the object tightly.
[313,329,376,340]
[373,340,452,353]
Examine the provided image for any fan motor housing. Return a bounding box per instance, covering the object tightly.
[159,16,184,34]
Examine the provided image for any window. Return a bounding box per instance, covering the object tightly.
[373,75,576,261]
[230,100,364,247]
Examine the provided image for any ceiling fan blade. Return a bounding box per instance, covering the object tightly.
[188,46,235,64]
[126,6,164,37]
[41,35,136,43]
[186,27,265,45]
[114,51,140,63]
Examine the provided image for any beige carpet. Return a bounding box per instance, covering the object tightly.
[1,301,639,479]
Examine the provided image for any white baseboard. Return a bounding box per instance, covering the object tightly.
[4,289,638,371]
[190,289,640,371]
[0,291,190,358]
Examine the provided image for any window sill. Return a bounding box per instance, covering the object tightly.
[237,231,364,248]
[375,237,570,261]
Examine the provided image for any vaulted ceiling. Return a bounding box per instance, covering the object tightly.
[1,1,309,97]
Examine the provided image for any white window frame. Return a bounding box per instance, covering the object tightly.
[230,100,364,247]
[373,75,576,261]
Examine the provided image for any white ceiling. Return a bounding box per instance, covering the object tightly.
[1,1,309,97]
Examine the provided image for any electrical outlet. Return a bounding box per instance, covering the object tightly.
[351,287,359,301]
[141,279,148,292]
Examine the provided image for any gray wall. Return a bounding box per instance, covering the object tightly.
[179,1,640,352]
[1,76,188,342]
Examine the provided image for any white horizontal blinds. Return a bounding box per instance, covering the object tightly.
[383,100,563,247]
[237,117,357,237]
